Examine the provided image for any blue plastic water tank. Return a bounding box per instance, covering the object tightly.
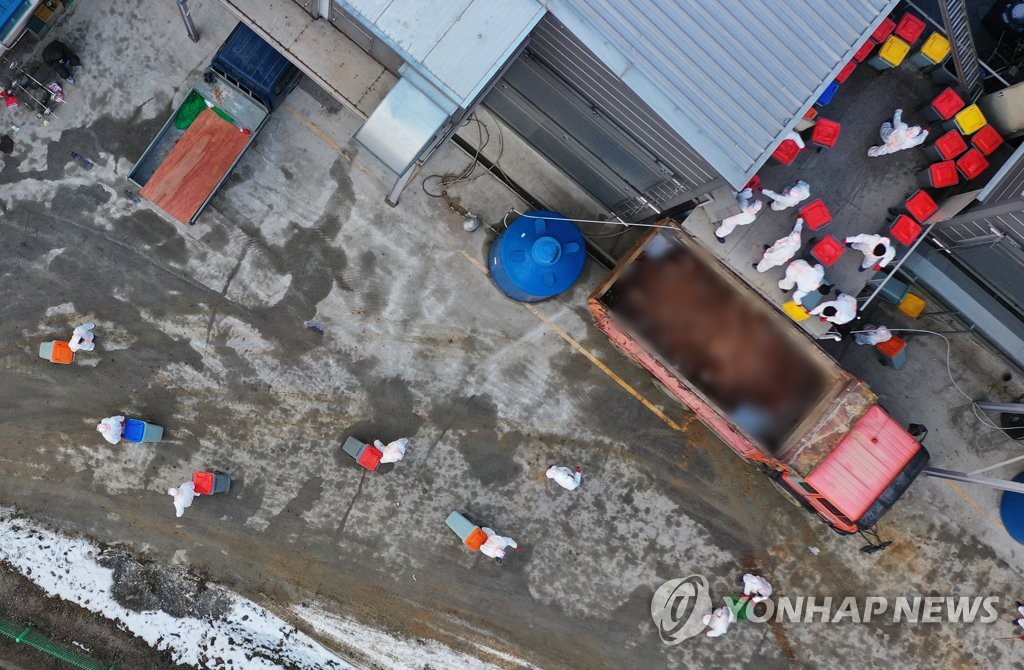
[1000,470,1024,543]
[489,211,585,302]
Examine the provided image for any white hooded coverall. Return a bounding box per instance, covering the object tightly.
[167,481,197,518]
[96,416,125,444]
[715,188,763,240]
[479,528,518,560]
[778,260,825,305]
[854,325,893,346]
[702,606,736,637]
[374,438,409,464]
[810,293,858,325]
[762,180,811,211]
[867,109,929,157]
[742,574,773,603]
[546,465,582,491]
[68,322,96,352]
[756,218,804,272]
[846,234,896,270]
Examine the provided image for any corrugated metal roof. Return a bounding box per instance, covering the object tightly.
[338,0,545,106]
[547,0,898,188]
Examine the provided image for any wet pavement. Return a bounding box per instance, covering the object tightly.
[2,2,1024,669]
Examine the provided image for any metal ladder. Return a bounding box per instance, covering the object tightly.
[938,0,984,101]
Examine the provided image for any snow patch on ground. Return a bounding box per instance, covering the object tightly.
[45,302,76,317]
[0,509,351,669]
[294,604,535,670]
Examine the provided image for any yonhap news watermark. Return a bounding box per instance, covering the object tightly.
[651,575,1001,645]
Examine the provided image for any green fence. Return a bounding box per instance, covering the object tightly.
[0,619,115,670]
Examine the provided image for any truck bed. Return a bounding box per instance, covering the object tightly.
[128,70,269,223]
[140,109,252,225]
[591,226,854,458]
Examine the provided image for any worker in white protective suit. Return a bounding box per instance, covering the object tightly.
[742,574,773,604]
[845,234,896,271]
[762,180,811,211]
[867,109,929,157]
[167,481,197,518]
[702,606,736,637]
[810,293,858,325]
[96,415,125,444]
[479,527,518,564]
[546,465,583,491]
[373,437,409,464]
[68,322,96,352]
[778,259,826,305]
[715,188,763,242]
[755,218,804,272]
[854,324,893,346]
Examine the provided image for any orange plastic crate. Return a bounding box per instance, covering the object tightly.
[51,341,74,364]
[876,336,907,357]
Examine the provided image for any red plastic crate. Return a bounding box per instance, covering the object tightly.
[772,138,802,165]
[890,215,924,246]
[853,39,877,63]
[905,190,938,222]
[895,13,926,44]
[193,471,214,495]
[925,161,959,188]
[810,235,845,266]
[835,61,857,84]
[930,88,965,121]
[931,129,968,160]
[957,148,990,180]
[971,124,1004,156]
[358,445,384,470]
[872,17,897,43]
[800,200,833,230]
[811,118,842,148]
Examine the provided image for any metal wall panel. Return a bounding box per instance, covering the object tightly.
[484,14,724,219]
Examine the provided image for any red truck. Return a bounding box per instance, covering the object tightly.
[588,225,929,533]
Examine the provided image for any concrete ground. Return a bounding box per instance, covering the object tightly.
[3,2,1024,669]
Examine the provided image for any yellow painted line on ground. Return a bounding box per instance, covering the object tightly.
[282,103,353,161]
[942,480,1003,528]
[459,250,685,433]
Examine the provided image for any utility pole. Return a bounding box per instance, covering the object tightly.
[177,0,200,43]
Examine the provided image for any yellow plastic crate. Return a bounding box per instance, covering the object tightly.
[899,293,926,319]
[954,104,987,135]
[878,36,911,66]
[783,301,810,322]
[919,33,950,64]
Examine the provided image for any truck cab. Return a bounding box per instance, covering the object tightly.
[210,23,301,113]
[0,1,44,58]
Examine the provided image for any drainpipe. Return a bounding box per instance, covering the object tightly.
[318,0,331,19]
